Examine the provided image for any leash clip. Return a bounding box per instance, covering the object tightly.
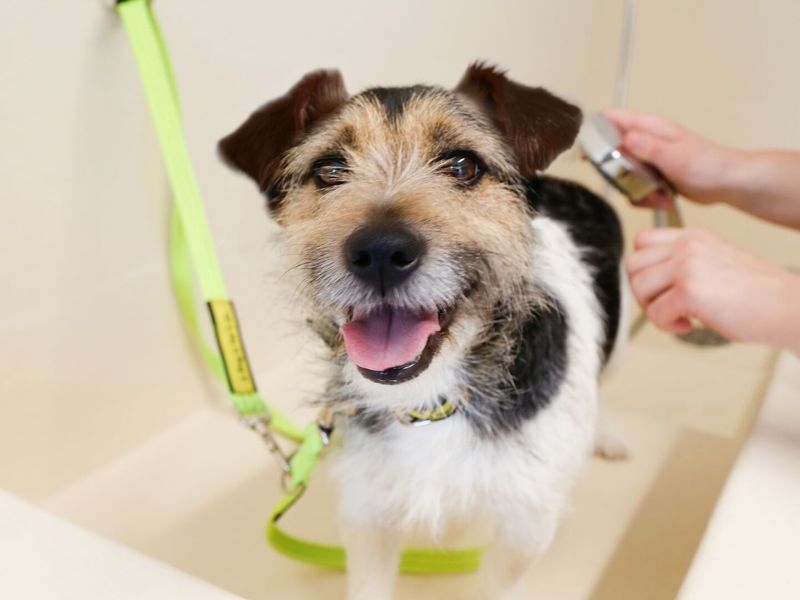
[241,415,292,477]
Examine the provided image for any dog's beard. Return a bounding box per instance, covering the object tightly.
[308,275,536,389]
[301,245,493,383]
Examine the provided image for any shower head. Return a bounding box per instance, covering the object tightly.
[578,112,675,203]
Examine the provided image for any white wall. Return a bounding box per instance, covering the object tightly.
[1,0,798,499]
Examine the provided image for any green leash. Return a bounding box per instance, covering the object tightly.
[117,0,483,575]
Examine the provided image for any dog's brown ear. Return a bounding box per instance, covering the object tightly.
[218,70,348,194]
[455,63,582,176]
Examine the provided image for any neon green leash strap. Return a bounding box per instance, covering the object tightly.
[267,493,483,574]
[117,0,301,436]
[118,0,484,574]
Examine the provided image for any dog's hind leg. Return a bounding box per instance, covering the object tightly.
[594,408,629,460]
[341,518,402,600]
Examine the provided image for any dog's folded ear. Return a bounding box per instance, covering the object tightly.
[218,70,348,195]
[455,62,582,176]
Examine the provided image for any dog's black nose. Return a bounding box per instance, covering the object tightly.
[344,222,425,295]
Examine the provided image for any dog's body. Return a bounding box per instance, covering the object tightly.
[220,65,624,599]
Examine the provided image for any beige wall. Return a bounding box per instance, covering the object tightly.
[1,0,798,500]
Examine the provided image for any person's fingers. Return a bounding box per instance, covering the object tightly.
[622,131,676,170]
[645,288,694,334]
[629,262,676,306]
[625,244,673,276]
[634,227,685,250]
[670,317,693,334]
[605,110,683,141]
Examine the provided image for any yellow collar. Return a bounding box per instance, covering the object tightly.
[396,398,458,427]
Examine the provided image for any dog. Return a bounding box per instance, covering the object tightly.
[219,63,625,600]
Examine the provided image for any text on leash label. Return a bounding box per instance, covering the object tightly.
[207,299,256,395]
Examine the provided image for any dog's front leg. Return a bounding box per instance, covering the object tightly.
[481,508,560,600]
[341,518,402,600]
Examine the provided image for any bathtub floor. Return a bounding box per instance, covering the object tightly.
[41,321,775,599]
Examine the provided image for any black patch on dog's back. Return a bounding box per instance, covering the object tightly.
[360,86,433,120]
[526,176,623,363]
[465,297,569,436]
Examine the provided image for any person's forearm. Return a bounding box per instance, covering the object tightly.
[722,149,800,230]
[776,272,800,357]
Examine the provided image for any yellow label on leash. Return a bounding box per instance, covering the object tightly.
[207,300,256,395]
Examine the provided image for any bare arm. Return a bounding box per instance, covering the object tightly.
[724,149,800,229]
[606,110,800,229]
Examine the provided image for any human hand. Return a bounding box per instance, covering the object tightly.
[626,227,800,354]
[605,110,746,209]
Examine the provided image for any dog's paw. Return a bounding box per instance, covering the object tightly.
[594,429,630,461]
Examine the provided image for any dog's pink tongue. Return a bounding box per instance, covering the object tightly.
[341,306,440,372]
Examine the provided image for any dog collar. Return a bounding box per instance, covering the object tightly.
[393,397,458,427]
[321,397,459,430]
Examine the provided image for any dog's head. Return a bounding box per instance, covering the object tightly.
[219,63,581,389]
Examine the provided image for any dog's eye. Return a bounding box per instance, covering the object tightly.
[312,157,349,188]
[440,152,483,185]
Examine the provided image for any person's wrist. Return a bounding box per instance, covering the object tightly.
[716,148,763,209]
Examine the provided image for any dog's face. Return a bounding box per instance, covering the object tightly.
[220,64,581,388]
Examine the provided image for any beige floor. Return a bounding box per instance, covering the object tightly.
[38,319,775,600]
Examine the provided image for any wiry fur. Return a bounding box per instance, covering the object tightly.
[219,64,625,599]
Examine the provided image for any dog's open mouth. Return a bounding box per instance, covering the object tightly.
[341,304,457,384]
